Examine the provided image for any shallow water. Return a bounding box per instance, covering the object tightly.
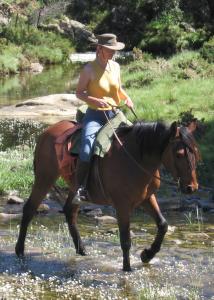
[0,64,81,107]
[0,211,213,300]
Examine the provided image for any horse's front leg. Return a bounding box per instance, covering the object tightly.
[116,209,132,271]
[141,194,168,263]
[63,191,86,256]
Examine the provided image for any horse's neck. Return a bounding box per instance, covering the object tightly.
[123,134,162,176]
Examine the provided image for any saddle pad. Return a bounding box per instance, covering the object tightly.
[70,110,131,157]
[93,110,132,157]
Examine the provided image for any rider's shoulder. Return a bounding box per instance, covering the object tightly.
[110,60,120,70]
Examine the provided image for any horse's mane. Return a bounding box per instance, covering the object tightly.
[118,121,199,159]
[118,121,171,156]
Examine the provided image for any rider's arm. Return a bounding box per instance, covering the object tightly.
[76,64,109,109]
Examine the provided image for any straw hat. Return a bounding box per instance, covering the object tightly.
[94,33,125,50]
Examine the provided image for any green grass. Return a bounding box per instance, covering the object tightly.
[0,147,34,197]
[121,50,214,186]
[0,20,74,74]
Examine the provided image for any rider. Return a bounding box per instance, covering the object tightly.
[73,33,134,204]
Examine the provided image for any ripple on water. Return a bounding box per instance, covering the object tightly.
[0,213,213,299]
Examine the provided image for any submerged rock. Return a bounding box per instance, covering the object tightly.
[95,215,117,225]
[7,195,24,204]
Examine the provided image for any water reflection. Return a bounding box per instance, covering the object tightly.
[0,64,82,107]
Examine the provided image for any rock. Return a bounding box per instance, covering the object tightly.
[172,239,183,245]
[85,208,103,217]
[95,215,117,225]
[37,203,50,213]
[6,190,19,196]
[7,195,24,204]
[0,213,22,221]
[29,62,44,73]
[166,225,176,234]
[39,16,95,46]
[184,232,210,241]
[0,94,83,124]
[0,3,12,26]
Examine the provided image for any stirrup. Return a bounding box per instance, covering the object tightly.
[72,186,88,205]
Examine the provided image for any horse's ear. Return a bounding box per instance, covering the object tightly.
[187,119,197,133]
[170,121,179,138]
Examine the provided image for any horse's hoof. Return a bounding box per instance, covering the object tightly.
[123,266,132,272]
[141,249,153,263]
[15,245,24,258]
[77,248,87,256]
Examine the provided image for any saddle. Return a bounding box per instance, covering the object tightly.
[55,107,131,184]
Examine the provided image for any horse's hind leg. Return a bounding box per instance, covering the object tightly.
[15,175,57,257]
[63,191,86,256]
[141,194,168,263]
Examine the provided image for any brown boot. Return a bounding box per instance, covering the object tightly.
[72,160,90,205]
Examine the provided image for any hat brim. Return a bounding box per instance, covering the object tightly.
[98,42,125,50]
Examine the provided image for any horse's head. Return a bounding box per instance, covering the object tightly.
[162,121,200,194]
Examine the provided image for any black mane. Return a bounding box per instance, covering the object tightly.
[118,121,171,156]
[117,120,199,158]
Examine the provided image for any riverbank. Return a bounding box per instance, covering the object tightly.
[0,93,82,123]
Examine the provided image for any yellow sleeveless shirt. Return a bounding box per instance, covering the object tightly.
[87,59,124,110]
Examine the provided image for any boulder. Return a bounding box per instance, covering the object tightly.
[7,195,24,204]
[29,62,44,74]
[39,16,95,45]
[0,94,83,124]
[95,215,117,225]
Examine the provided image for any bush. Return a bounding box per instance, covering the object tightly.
[0,21,73,66]
[0,44,23,74]
[139,15,208,55]
[200,37,214,63]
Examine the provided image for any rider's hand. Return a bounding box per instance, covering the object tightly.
[125,98,134,108]
[91,98,110,109]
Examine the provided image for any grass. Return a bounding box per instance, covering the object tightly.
[0,147,34,197]
[121,50,214,186]
[0,19,75,75]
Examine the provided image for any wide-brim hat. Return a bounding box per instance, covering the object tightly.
[93,33,125,50]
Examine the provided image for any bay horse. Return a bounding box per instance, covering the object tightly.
[15,119,200,271]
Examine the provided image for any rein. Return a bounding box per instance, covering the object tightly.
[103,110,178,187]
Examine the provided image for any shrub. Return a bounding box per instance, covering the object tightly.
[0,44,23,74]
[200,37,214,63]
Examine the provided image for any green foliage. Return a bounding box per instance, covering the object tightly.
[121,51,214,185]
[200,37,214,63]
[0,147,34,197]
[139,17,207,55]
[0,20,74,73]
[0,44,23,74]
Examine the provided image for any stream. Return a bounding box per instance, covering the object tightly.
[0,64,213,299]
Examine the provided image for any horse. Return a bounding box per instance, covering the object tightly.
[15,118,200,271]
